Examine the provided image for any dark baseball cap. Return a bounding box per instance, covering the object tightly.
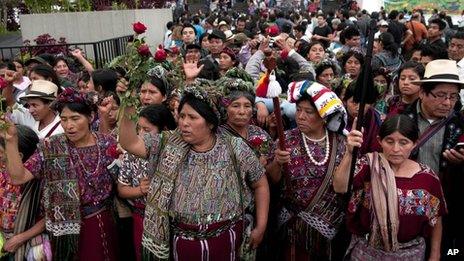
[186,43,202,50]
[208,29,226,41]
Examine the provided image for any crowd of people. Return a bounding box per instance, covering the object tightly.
[0,0,464,260]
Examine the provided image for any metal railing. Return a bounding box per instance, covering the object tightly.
[0,35,132,68]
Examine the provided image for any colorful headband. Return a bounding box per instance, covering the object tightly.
[147,65,170,94]
[56,88,87,104]
[288,80,347,133]
[217,68,255,97]
[183,79,222,121]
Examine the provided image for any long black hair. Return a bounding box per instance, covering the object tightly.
[0,125,39,163]
[139,104,176,131]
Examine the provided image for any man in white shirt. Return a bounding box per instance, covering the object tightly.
[2,77,64,139]
[448,31,464,106]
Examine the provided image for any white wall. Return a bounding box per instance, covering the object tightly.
[19,9,172,51]
[359,0,384,14]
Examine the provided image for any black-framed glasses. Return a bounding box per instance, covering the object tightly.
[428,91,460,102]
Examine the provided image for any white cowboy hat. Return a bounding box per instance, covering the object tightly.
[412,59,464,88]
[20,80,58,101]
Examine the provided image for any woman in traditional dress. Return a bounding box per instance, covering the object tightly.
[266,81,347,260]
[119,80,270,260]
[117,104,176,261]
[217,68,272,164]
[333,115,445,260]
[0,125,47,260]
[217,69,276,260]
[2,88,119,260]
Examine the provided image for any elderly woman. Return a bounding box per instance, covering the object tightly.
[266,81,347,260]
[2,89,120,260]
[217,69,272,163]
[333,115,445,260]
[119,80,270,260]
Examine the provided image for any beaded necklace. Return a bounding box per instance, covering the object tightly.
[302,129,330,166]
[73,133,101,176]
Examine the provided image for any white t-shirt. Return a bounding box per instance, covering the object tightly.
[11,103,64,139]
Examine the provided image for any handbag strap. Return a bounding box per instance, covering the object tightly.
[305,132,339,212]
[411,113,453,156]
[45,120,61,138]
[226,135,245,217]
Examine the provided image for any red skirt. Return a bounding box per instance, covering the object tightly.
[172,220,243,261]
[133,212,144,261]
[78,209,118,261]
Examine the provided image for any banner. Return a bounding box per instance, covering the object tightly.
[384,0,463,14]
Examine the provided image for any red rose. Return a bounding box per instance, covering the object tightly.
[0,76,7,90]
[170,46,179,54]
[154,44,167,62]
[106,144,122,159]
[266,25,280,37]
[137,44,151,56]
[133,22,147,34]
[249,136,264,149]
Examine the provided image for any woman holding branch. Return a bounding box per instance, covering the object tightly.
[118,80,269,260]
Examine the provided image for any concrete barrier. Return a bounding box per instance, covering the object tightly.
[19,9,172,49]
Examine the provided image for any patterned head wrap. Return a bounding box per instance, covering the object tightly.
[216,68,255,107]
[51,88,96,113]
[147,65,171,96]
[288,80,348,134]
[182,78,222,121]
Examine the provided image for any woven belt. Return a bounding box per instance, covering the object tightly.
[171,218,241,240]
[82,201,110,218]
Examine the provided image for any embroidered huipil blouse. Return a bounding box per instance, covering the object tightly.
[268,128,346,212]
[347,155,447,242]
[118,152,151,207]
[24,133,117,211]
[0,169,22,233]
[143,132,265,225]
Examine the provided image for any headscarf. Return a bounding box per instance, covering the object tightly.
[182,78,222,121]
[288,80,348,134]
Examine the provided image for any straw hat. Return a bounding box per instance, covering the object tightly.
[20,80,59,101]
[412,59,464,88]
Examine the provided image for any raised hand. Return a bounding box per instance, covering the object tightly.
[98,96,115,118]
[346,117,363,154]
[70,48,84,58]
[183,60,204,81]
